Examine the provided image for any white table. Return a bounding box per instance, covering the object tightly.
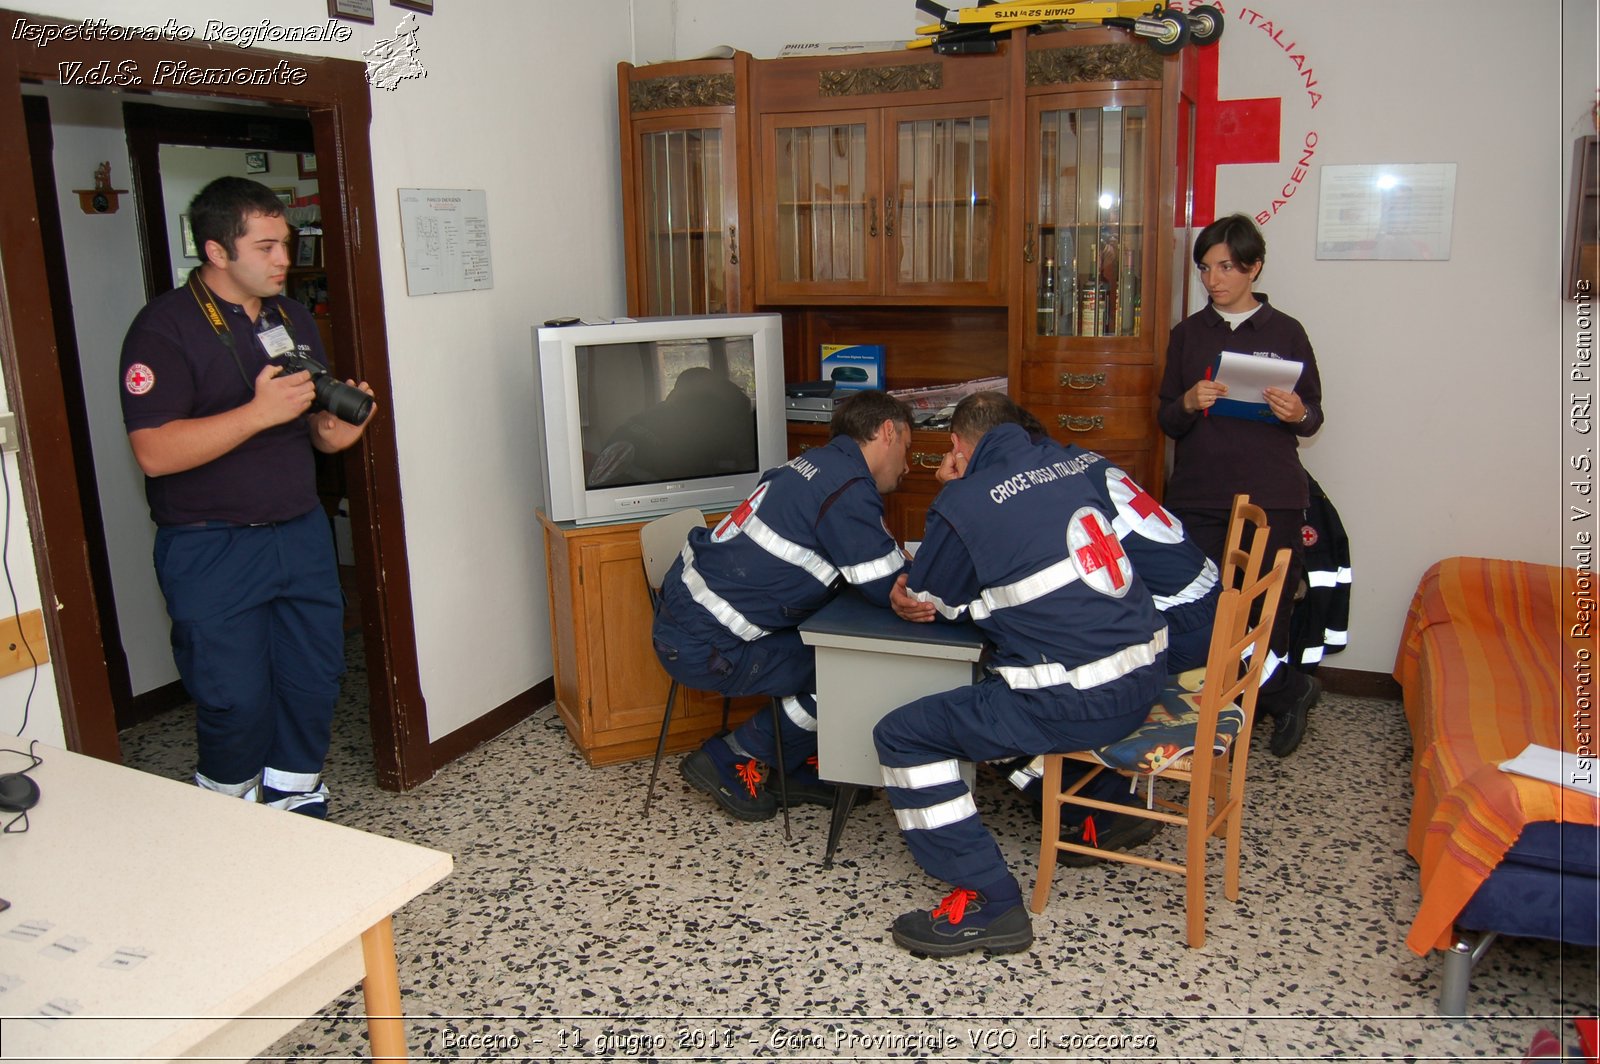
[0,745,451,1062]
[799,593,986,866]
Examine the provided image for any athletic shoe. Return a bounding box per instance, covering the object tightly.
[1058,810,1163,866]
[1268,674,1321,757]
[679,743,775,822]
[891,889,1034,957]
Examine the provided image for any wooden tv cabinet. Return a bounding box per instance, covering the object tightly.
[539,511,763,766]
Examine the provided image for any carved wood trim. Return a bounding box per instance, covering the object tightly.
[629,73,736,112]
[819,62,942,97]
[1026,44,1162,86]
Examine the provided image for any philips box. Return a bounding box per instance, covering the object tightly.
[820,344,885,392]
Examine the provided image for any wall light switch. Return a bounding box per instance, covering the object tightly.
[0,412,16,453]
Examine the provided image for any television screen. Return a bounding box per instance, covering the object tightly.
[578,337,758,490]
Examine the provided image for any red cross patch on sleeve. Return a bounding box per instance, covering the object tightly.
[124,363,155,395]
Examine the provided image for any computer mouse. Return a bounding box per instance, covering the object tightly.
[0,772,39,812]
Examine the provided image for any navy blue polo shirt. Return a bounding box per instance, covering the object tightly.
[119,275,324,527]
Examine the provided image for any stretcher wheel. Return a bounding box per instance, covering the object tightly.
[1141,10,1189,55]
[1186,4,1224,45]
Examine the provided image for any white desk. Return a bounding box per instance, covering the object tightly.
[0,746,451,1062]
[799,593,986,866]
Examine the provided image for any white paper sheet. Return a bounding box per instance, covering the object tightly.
[1214,351,1303,401]
[1499,743,1600,799]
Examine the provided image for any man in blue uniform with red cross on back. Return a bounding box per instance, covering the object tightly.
[878,391,1169,956]
[652,390,913,822]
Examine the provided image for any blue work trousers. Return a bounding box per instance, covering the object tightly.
[154,508,344,791]
[652,612,818,767]
[874,675,1153,892]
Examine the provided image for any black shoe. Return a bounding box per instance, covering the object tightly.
[1059,810,1163,866]
[778,757,836,808]
[891,889,1034,957]
[1268,674,1321,757]
[679,746,776,822]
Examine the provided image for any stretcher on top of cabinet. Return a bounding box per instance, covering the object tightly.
[911,0,1223,55]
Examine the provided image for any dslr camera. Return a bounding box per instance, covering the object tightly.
[278,350,373,426]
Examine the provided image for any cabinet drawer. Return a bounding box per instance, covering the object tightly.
[1031,397,1153,447]
[1020,362,1155,398]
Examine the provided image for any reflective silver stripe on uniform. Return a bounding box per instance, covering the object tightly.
[894,792,978,831]
[1007,756,1044,790]
[1307,566,1353,588]
[782,695,817,733]
[196,770,261,800]
[912,587,969,621]
[881,759,963,790]
[1152,560,1218,611]
[1259,646,1284,682]
[993,627,1168,691]
[967,557,1081,621]
[839,546,904,586]
[1325,628,1349,646]
[265,782,329,812]
[263,767,322,793]
[1299,646,1325,665]
[680,543,770,642]
[742,515,839,586]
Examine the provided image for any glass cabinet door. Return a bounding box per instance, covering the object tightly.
[1028,96,1150,341]
[633,114,742,315]
[886,104,998,299]
[761,110,880,298]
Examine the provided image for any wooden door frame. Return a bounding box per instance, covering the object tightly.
[0,12,434,789]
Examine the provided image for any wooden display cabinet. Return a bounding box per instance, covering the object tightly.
[617,54,754,316]
[1569,135,1599,301]
[1009,29,1182,496]
[751,46,1010,306]
[539,511,763,765]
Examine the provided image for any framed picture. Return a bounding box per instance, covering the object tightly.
[295,235,320,268]
[392,0,433,11]
[271,187,296,207]
[244,151,269,175]
[178,214,197,258]
[327,0,375,22]
[298,153,318,180]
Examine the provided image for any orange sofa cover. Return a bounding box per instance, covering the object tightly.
[1393,556,1598,954]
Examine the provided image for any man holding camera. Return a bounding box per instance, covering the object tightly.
[119,177,375,819]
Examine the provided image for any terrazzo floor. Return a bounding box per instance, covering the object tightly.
[117,642,1597,1062]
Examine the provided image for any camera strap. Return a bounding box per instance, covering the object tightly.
[186,269,297,393]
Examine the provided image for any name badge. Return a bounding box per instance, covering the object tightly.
[257,324,295,359]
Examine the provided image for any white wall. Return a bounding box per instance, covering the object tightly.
[5,0,1593,752]
[664,0,1596,675]
[6,0,634,747]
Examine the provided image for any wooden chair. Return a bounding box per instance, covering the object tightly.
[639,509,789,837]
[1030,542,1291,948]
[1221,493,1269,592]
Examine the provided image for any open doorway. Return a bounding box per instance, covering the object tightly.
[0,13,434,789]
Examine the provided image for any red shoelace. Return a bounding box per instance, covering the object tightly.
[735,759,763,798]
[931,887,979,925]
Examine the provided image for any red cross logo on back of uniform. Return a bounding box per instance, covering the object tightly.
[1119,476,1172,527]
[1067,506,1131,597]
[712,482,768,543]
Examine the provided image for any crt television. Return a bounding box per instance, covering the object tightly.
[533,314,789,525]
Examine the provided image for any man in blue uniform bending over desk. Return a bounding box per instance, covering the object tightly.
[654,390,913,823]
[878,391,1168,956]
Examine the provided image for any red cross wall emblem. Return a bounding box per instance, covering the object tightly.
[1179,39,1283,228]
[1068,507,1131,596]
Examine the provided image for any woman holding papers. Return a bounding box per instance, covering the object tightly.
[1157,213,1324,758]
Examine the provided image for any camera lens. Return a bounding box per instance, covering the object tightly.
[314,377,373,425]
